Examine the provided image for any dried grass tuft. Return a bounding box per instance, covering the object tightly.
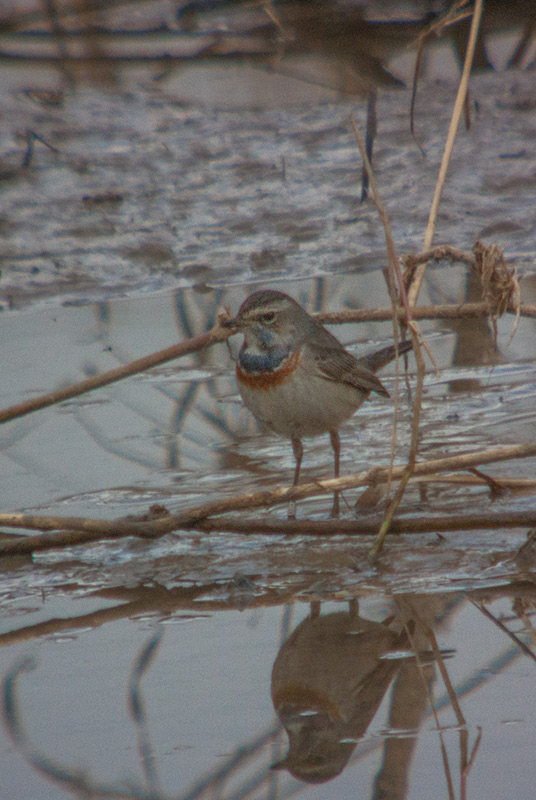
[473,240,521,342]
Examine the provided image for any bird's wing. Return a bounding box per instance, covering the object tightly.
[312,344,390,397]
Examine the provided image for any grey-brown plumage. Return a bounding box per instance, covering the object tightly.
[224,290,411,516]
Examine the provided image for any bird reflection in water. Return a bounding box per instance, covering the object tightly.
[270,602,434,786]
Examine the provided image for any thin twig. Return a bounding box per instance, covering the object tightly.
[411,0,484,303]
[185,511,536,536]
[0,323,230,426]
[2,297,531,428]
[350,115,412,325]
[319,300,536,323]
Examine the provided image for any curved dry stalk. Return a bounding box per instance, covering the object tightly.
[350,114,412,326]
[350,114,410,507]
[403,244,476,272]
[351,114,431,557]
[2,440,536,556]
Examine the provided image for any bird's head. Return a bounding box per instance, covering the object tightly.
[222,290,309,351]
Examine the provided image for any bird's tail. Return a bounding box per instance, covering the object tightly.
[359,339,412,373]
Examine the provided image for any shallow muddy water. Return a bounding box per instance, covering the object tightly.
[2,2,536,797]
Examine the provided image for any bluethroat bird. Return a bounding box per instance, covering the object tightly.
[223,290,411,517]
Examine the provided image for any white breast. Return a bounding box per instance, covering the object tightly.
[238,365,367,439]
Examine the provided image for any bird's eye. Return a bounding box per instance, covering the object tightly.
[258,312,276,324]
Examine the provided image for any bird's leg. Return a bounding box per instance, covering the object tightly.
[289,437,303,520]
[329,430,340,517]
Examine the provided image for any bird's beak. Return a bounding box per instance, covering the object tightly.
[220,313,243,331]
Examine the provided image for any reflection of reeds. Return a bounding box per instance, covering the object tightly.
[2,0,534,70]
[2,588,534,797]
[2,577,536,651]
[2,631,283,800]
[2,613,290,800]
[3,0,533,191]
[128,629,164,796]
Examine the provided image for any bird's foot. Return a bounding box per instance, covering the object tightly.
[329,494,340,518]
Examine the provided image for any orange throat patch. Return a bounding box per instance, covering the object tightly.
[236,348,301,390]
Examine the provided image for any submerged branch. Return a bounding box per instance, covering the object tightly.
[195,510,536,536]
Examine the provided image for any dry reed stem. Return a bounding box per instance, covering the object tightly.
[3,509,536,552]
[350,115,430,557]
[373,0,484,557]
[319,301,536,323]
[411,0,483,303]
[372,270,428,556]
[2,440,536,555]
[350,115,407,505]
[410,0,473,141]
